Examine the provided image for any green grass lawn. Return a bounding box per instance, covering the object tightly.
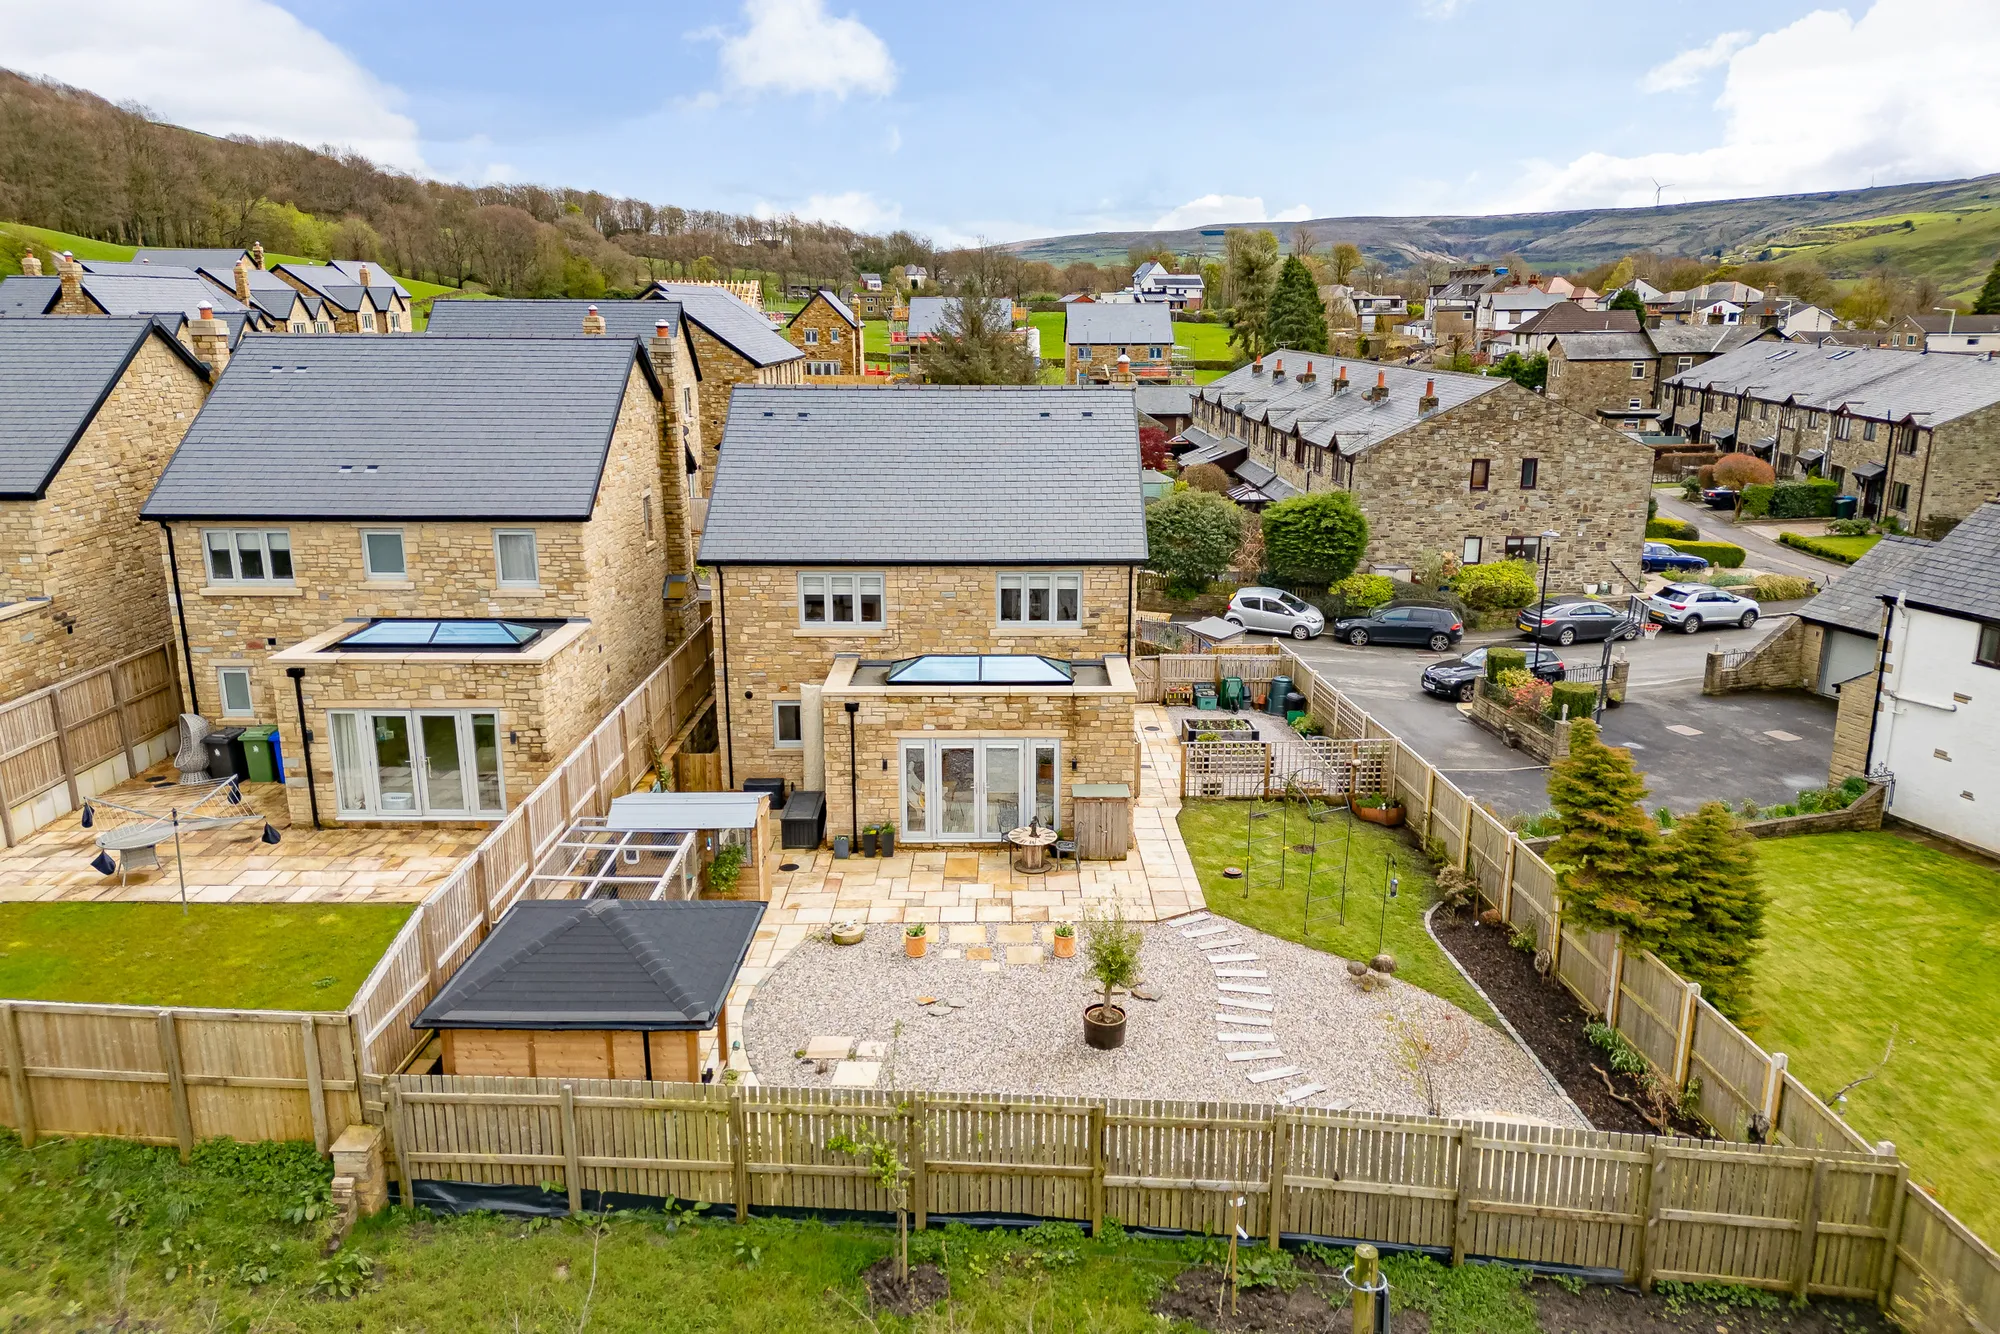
[0,903,412,1010]
[1749,831,2000,1237]
[1176,799,1492,1022]
[1172,319,1239,363]
[1781,532,1882,563]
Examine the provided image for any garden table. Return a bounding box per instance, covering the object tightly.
[1006,825,1058,874]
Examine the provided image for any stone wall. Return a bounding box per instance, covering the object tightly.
[1546,347,1656,419]
[1918,400,2000,534]
[1828,665,1878,783]
[645,332,704,548]
[0,601,59,702]
[684,324,804,485]
[1703,617,1821,694]
[1741,781,1887,838]
[785,296,864,377]
[1067,341,1172,384]
[1468,684,1572,763]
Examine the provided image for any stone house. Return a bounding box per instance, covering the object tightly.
[5,254,270,349]
[848,276,895,319]
[1546,325,1772,431]
[1506,303,1641,358]
[900,296,1020,379]
[272,261,412,333]
[639,283,805,482]
[196,258,326,332]
[1194,352,1652,589]
[697,386,1146,846]
[784,289,865,378]
[1422,265,1508,354]
[897,265,929,292]
[1065,302,1175,385]
[1663,342,2000,532]
[1,317,213,702]
[1890,314,2000,355]
[140,335,694,830]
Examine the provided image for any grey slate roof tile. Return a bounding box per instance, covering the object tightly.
[907,296,1012,338]
[1064,302,1174,346]
[697,386,1149,564]
[1198,351,1509,456]
[425,298,684,340]
[1552,331,1658,361]
[1,318,204,498]
[1663,343,2000,426]
[1133,385,1194,418]
[643,283,802,366]
[1795,535,1934,635]
[130,247,251,272]
[1895,502,2000,623]
[81,273,250,319]
[0,275,60,316]
[142,335,653,520]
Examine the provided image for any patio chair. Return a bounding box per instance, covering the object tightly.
[1051,834,1077,871]
[117,843,161,886]
[1219,676,1246,711]
[1192,682,1219,711]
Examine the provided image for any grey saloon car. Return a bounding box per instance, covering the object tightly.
[1516,600,1642,646]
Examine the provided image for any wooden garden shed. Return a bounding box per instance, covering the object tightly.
[413,898,764,1082]
[606,791,775,900]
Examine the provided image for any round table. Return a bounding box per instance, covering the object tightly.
[1006,825,1058,874]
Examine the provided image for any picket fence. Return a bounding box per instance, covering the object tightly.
[0,643,181,846]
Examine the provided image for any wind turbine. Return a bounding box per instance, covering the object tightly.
[1651,178,1675,209]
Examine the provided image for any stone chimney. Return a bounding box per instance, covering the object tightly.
[54,252,87,313]
[18,251,41,277]
[1296,359,1317,386]
[647,318,696,581]
[1272,357,1286,381]
[1251,355,1264,376]
[250,241,266,270]
[1418,378,1440,416]
[188,301,231,374]
[358,263,374,288]
[1363,370,1390,403]
[1334,364,1350,392]
[233,257,252,304]
[581,304,607,336]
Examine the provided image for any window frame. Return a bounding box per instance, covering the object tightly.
[202,528,295,587]
[802,327,820,345]
[1519,458,1539,490]
[997,571,1083,628]
[1977,623,2000,670]
[773,700,803,749]
[217,666,255,718]
[360,528,407,581]
[1631,361,1648,380]
[328,707,507,820]
[1468,458,1490,491]
[1462,535,1484,564]
[493,529,540,588]
[1503,536,1541,562]
[798,570,886,628]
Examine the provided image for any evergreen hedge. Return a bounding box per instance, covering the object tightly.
[1548,682,1599,721]
[1663,539,1746,568]
[1485,646,1526,683]
[1646,516,1700,541]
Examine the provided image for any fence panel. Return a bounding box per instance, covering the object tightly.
[0,644,182,846]
[1687,998,1770,1141]
[1893,1184,2000,1333]
[1429,779,1469,865]
[1614,951,1686,1079]
[1283,1111,1460,1251]
[1466,808,1510,904]
[1507,851,1560,953]
[1555,926,1616,1017]
[1463,1127,1648,1276]
[1776,1071,1874,1154]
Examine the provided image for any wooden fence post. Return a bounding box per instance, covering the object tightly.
[1547,912,1564,981]
[47,687,81,814]
[1088,1102,1106,1238]
[1451,1126,1475,1265]
[1762,1052,1788,1128]
[1875,1155,1909,1311]
[908,1095,928,1232]
[156,1010,194,1163]
[1266,1110,1290,1250]
[107,660,139,777]
[1794,1157,1828,1300]
[1673,982,1701,1089]
[1499,839,1516,921]
[1456,800,1472,872]
[1422,767,1437,841]
[0,1002,35,1147]
[729,1090,750,1222]
[1639,1140,1667,1290]
[1605,941,1624,1026]
[387,1084,413,1208]
[559,1083,583,1216]
[300,1017,329,1155]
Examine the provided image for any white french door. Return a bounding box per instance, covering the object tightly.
[330,709,506,819]
[899,738,1058,842]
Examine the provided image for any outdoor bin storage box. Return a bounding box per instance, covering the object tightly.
[239,725,283,783]
[743,777,787,807]
[781,791,827,850]
[1833,494,1859,519]
[1071,783,1131,861]
[202,727,248,782]
[1267,675,1293,716]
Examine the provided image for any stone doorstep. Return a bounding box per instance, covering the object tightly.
[1278,1084,1327,1106]
[1225,1048,1287,1062]
[1244,1065,1302,1084]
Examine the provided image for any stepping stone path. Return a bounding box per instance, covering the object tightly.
[1214,969,1268,979]
[1245,1065,1301,1084]
[1216,1031,1272,1042]
[1206,953,1258,963]
[1215,1013,1271,1026]
[1184,919,1336,1109]
[1217,983,1273,995]
[831,1061,881,1087]
[1278,1084,1325,1106]
[1225,1048,1286,1062]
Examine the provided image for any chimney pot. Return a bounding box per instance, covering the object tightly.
[197,301,213,319]
[19,252,40,276]
[655,320,671,337]
[1377,371,1386,387]
[1425,378,1434,394]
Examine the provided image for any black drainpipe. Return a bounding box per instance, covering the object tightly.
[844,700,860,845]
[715,567,734,789]
[1862,600,1895,776]
[160,523,199,714]
[285,667,321,828]
[1126,565,1136,658]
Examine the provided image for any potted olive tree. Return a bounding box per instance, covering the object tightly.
[1082,908,1142,1050]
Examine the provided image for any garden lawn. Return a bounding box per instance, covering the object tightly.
[0,903,412,1010]
[1749,831,2000,1238]
[1176,799,1493,1023]
[1782,532,1881,562]
[1172,319,1238,363]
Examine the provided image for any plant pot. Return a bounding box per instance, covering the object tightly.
[862,829,879,857]
[880,830,895,857]
[905,933,927,958]
[1052,933,1075,958]
[1355,804,1406,828]
[833,835,851,859]
[1083,1003,1127,1050]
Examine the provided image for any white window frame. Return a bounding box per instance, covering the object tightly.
[217,666,255,718]
[202,529,295,586]
[493,530,539,588]
[1462,535,1484,564]
[1631,362,1648,379]
[803,327,820,345]
[773,700,803,749]
[1628,397,1644,410]
[313,320,331,334]
[388,313,401,331]
[997,571,1082,627]
[329,708,507,820]
[361,528,406,580]
[361,312,376,332]
[899,737,1059,842]
[798,571,885,627]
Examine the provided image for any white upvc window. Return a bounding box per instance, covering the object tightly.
[313,320,332,334]
[1462,535,1484,564]
[803,327,820,345]
[388,313,401,331]
[1631,361,1648,379]
[361,312,375,331]
[799,571,884,627]
[329,709,506,819]
[217,667,254,717]
[997,571,1082,626]
[493,530,539,587]
[203,529,294,585]
[361,529,406,579]
[774,700,803,749]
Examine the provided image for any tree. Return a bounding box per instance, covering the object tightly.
[1183,462,1232,493]
[1145,489,1245,595]
[1608,288,1646,315]
[1712,452,1775,488]
[1138,425,1171,471]
[1492,351,1547,391]
[1330,242,1363,287]
[916,278,1037,385]
[1225,228,1281,357]
[1260,491,1368,584]
[1265,254,1329,353]
[1546,721,1681,950]
[1656,803,1766,1019]
[1974,256,2000,315]
[1603,258,1636,293]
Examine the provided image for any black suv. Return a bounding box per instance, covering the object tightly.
[1421,646,1566,702]
[1332,604,1464,650]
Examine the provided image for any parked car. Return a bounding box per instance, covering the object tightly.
[1641,541,1709,574]
[1647,582,1760,633]
[1702,486,1739,509]
[1517,600,1642,646]
[1225,586,1324,640]
[1333,604,1463,650]
[1421,646,1565,702]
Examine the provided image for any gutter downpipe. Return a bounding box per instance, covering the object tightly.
[716,567,734,790]
[160,523,199,715]
[285,667,321,829]
[1863,594,1898,783]
[844,701,860,847]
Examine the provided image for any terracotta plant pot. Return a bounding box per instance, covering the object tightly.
[905,931,927,958]
[1083,1003,1127,1050]
[1355,804,1406,828]
[1052,932,1076,959]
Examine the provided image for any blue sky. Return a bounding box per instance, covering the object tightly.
[5,0,1998,243]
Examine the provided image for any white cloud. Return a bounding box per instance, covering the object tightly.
[1498,0,2000,211]
[1416,0,1470,18]
[884,124,902,153]
[757,190,903,231]
[710,0,895,100]
[0,0,427,172]
[1152,194,1314,230]
[1641,30,1752,92]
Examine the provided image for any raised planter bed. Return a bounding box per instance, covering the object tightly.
[1181,716,1258,744]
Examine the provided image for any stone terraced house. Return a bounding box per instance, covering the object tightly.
[1187,352,1652,589]
[638,282,805,481]
[1064,301,1175,385]
[784,288,865,379]
[0,254,272,349]
[272,261,412,333]
[1,317,213,703]
[698,386,1147,847]
[140,335,694,830]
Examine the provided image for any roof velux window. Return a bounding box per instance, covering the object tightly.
[885,655,1075,685]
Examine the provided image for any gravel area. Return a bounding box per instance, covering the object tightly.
[741,917,1584,1124]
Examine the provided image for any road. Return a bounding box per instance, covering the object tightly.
[1652,489,1847,583]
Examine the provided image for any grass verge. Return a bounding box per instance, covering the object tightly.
[1779,531,1882,564]
[1749,830,2000,1237]
[0,902,412,1010]
[1176,798,1493,1022]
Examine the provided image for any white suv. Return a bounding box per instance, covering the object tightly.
[1647,582,1760,633]
[1225,587,1325,640]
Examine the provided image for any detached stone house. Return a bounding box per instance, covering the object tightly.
[273,261,411,333]
[1065,302,1175,385]
[3,254,269,348]
[785,289,865,378]
[849,274,894,319]
[1,318,213,703]
[1194,353,1652,588]
[140,335,694,830]
[902,296,1018,379]
[640,283,805,481]
[698,386,1146,846]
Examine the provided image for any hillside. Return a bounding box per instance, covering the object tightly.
[1013,174,2000,281]
[1746,207,2000,306]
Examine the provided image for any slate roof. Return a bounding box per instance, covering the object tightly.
[0,318,207,499]
[1510,304,1640,337]
[1133,385,1194,419]
[643,283,801,367]
[1551,331,1657,361]
[906,296,1013,338]
[424,298,684,340]
[272,263,400,313]
[1648,325,1771,357]
[80,273,251,320]
[1197,352,1511,458]
[1893,502,2000,623]
[78,260,203,278]
[326,259,411,298]
[130,247,250,272]
[143,335,658,521]
[698,386,1149,564]
[1906,314,2000,335]
[791,288,858,328]
[1795,535,1935,636]
[0,275,60,316]
[1064,302,1174,346]
[188,262,315,322]
[1662,342,2000,427]
[413,899,765,1031]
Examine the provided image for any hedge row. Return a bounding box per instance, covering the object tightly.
[1740,479,1838,519]
[1548,682,1599,721]
[1663,539,1747,569]
[1646,516,1700,541]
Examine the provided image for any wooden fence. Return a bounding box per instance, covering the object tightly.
[1181,737,1394,800]
[0,643,181,846]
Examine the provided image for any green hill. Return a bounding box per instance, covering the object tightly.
[1744,207,2000,305]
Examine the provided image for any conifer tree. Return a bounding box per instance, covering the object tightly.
[1545,720,1680,950]
[1656,802,1765,1019]
[1975,256,2000,316]
[1265,254,1330,354]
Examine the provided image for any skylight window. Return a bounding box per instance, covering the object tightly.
[338,618,560,651]
[885,655,1076,685]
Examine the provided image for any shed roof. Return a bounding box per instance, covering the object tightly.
[424,298,684,340]
[1795,535,1934,636]
[413,899,766,1031]
[1197,351,1511,457]
[698,386,1149,564]
[606,792,767,832]
[1894,502,2000,623]
[643,283,802,367]
[1064,302,1173,345]
[142,335,657,521]
[907,296,1012,338]
[1647,325,1769,356]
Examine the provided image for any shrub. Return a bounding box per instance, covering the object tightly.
[1664,540,1746,568]
[1707,572,1754,588]
[1680,477,1702,501]
[1695,464,1716,487]
[1512,677,1554,715]
[1182,462,1231,493]
[1827,516,1872,536]
[1484,645,1526,683]
[1738,483,1773,518]
[1751,573,1816,601]
[1331,571,1394,609]
[1146,489,1245,595]
[1646,516,1700,541]
[1711,452,1776,488]
[1452,558,1539,610]
[1261,490,1369,583]
[1770,479,1839,518]
[1548,682,1598,721]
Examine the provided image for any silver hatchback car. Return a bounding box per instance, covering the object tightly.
[1647,582,1761,633]
[1225,586,1325,640]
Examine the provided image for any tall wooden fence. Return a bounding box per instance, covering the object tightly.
[0,643,181,846]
